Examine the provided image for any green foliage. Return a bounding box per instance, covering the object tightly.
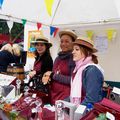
[96,113,107,120]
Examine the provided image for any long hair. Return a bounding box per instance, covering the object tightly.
[79,45,98,64]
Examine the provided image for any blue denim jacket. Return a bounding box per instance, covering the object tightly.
[81,65,104,106]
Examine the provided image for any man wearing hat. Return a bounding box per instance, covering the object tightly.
[70,36,104,106]
[42,29,77,105]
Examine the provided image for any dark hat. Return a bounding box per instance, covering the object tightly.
[59,29,77,40]
[31,36,52,48]
[73,36,97,53]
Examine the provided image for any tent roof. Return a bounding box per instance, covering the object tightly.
[0,0,120,27]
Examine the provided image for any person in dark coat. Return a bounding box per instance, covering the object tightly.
[0,43,21,72]
[28,36,53,102]
[42,29,77,105]
[28,36,53,78]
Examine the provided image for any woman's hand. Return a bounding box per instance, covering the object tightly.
[28,70,36,78]
[42,71,52,85]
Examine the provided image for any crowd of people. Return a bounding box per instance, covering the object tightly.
[0,29,104,107]
[30,29,104,106]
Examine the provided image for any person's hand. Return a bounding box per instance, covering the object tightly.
[42,71,52,85]
[28,70,36,78]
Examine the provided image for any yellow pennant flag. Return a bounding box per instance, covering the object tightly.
[45,0,54,16]
[86,30,94,40]
[106,29,116,41]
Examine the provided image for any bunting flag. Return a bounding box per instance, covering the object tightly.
[22,19,27,26]
[7,21,13,32]
[106,29,117,41]
[45,0,54,16]
[0,0,4,8]
[86,30,94,40]
[50,26,59,37]
[53,27,59,37]
[50,26,56,36]
[37,23,42,30]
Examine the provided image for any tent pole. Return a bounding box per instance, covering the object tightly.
[50,0,61,26]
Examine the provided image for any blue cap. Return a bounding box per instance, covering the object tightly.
[87,103,93,109]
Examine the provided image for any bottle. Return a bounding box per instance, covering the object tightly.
[55,101,64,120]
[86,103,93,114]
[16,79,21,96]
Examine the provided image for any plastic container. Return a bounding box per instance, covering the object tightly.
[86,103,93,114]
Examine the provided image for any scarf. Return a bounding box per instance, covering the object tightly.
[70,56,93,105]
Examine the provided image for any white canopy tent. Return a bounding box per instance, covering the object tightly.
[0,0,120,82]
[0,0,120,27]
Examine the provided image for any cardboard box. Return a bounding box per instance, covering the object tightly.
[74,104,86,120]
[0,74,16,86]
[2,85,16,100]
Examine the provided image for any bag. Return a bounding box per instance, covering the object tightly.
[81,98,120,120]
[5,94,42,118]
[24,75,49,94]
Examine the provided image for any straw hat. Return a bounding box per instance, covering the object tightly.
[31,36,52,48]
[73,36,97,53]
[59,29,77,40]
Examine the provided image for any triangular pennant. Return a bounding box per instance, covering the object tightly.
[37,23,42,30]
[86,30,94,40]
[44,0,54,16]
[7,21,13,32]
[53,28,59,37]
[50,26,56,36]
[0,0,4,8]
[22,19,27,26]
[106,29,117,41]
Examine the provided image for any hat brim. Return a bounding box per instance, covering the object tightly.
[31,41,52,48]
[73,41,98,53]
[59,31,77,40]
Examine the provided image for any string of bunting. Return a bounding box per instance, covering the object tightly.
[20,19,59,37]
[0,0,56,17]
[0,0,59,37]
[85,29,117,42]
[0,14,59,38]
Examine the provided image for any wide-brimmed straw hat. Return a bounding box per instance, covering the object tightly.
[73,36,97,53]
[31,36,52,48]
[59,29,77,40]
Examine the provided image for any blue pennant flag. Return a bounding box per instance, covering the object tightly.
[0,0,4,8]
[50,26,56,36]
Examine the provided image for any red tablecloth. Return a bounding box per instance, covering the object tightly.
[42,108,70,120]
[12,94,42,118]
[42,108,55,120]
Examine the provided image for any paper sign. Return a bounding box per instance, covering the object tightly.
[94,36,108,53]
